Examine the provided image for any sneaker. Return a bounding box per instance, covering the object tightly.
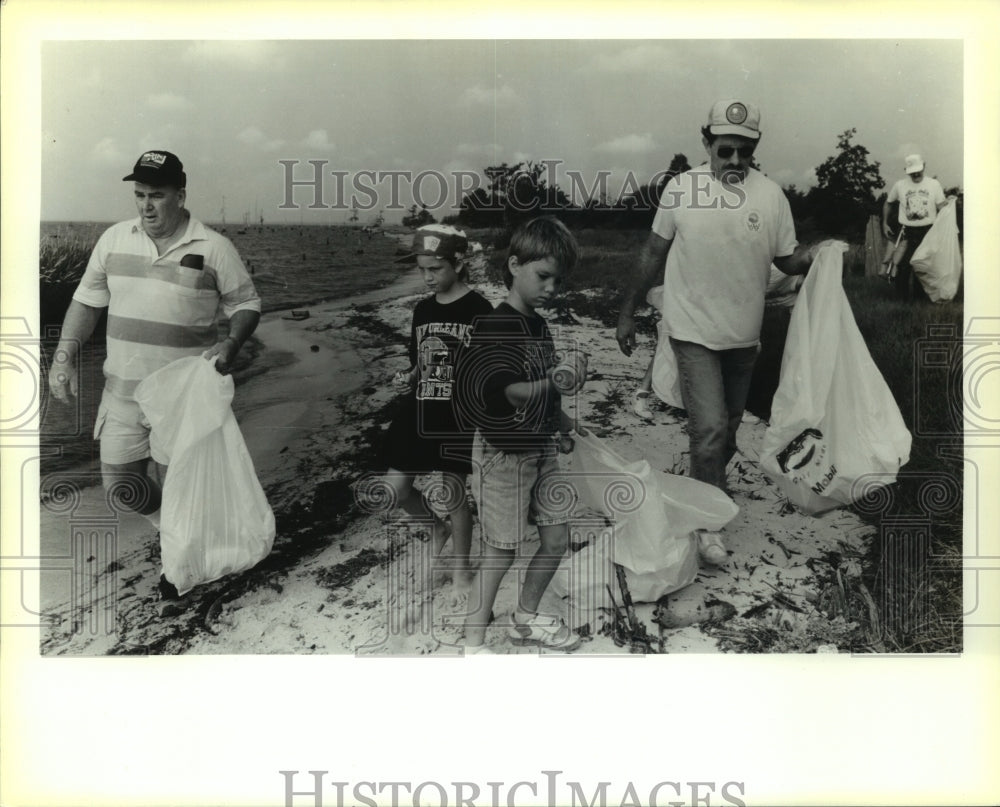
[632,389,654,421]
[697,531,728,566]
[509,610,581,651]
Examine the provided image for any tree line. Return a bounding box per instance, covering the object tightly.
[439,129,961,242]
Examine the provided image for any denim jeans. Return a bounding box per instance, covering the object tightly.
[670,337,759,492]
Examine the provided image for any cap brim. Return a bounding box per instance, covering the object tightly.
[709,125,761,140]
[122,169,182,185]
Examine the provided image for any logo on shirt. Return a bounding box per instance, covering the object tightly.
[746,209,762,232]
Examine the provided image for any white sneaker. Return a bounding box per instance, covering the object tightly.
[697,531,728,566]
[632,389,654,421]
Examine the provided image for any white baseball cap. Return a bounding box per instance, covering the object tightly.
[904,154,925,174]
[706,99,762,140]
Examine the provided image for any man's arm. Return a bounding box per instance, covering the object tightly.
[204,308,261,374]
[48,300,104,402]
[882,197,894,239]
[616,231,672,356]
[772,244,814,276]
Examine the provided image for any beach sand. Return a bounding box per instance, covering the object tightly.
[38,265,874,657]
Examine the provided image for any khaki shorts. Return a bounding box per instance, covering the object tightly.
[471,431,574,550]
[93,391,167,466]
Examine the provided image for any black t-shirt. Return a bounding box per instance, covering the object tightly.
[407,290,493,438]
[457,301,561,452]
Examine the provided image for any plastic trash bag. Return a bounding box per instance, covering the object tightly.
[570,431,736,575]
[761,244,912,515]
[134,356,275,595]
[551,432,735,621]
[650,323,683,408]
[911,201,963,302]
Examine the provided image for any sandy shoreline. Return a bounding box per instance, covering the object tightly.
[38,264,875,656]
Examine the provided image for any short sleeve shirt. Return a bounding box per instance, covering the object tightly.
[458,302,561,452]
[888,176,945,227]
[652,166,797,349]
[72,216,260,401]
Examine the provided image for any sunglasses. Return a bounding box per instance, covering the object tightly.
[716,146,755,159]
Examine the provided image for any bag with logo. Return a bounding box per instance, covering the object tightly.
[911,200,962,303]
[135,356,275,595]
[760,245,911,515]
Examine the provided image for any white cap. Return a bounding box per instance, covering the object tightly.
[904,154,925,174]
[706,99,761,140]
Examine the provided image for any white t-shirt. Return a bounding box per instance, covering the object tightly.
[888,175,945,227]
[652,165,797,350]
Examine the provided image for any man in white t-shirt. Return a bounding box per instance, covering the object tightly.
[616,99,815,566]
[882,154,948,299]
[47,150,261,606]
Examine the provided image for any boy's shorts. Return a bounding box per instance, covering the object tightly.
[471,431,575,551]
[93,391,167,466]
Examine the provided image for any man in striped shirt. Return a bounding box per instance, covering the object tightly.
[48,151,261,598]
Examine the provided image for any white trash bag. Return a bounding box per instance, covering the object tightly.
[135,356,275,595]
[553,432,736,616]
[911,200,962,303]
[761,244,912,515]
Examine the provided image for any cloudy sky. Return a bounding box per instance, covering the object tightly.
[41,38,963,226]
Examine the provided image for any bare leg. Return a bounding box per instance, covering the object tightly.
[463,543,514,647]
[518,522,568,614]
[101,460,163,515]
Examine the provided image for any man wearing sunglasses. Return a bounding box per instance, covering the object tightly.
[616,99,815,567]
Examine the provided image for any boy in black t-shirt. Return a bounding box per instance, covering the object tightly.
[457,216,588,653]
[382,225,492,628]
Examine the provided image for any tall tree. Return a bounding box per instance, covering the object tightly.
[809,128,885,237]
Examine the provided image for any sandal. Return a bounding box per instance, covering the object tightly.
[509,610,581,651]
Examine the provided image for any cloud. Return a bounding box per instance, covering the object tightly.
[461,84,519,107]
[91,137,127,166]
[591,44,674,73]
[145,93,193,112]
[181,41,286,70]
[455,142,501,158]
[302,130,334,151]
[237,126,285,152]
[594,133,658,155]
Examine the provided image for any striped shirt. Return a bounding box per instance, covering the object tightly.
[72,216,261,401]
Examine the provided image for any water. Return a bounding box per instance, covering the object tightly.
[38,221,416,474]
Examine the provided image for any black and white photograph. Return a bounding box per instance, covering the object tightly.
[2,3,998,806]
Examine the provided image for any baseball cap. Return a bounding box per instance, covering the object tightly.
[706,99,762,140]
[122,150,187,187]
[397,224,468,263]
[904,154,925,174]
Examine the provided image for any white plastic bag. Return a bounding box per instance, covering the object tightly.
[911,201,962,302]
[761,245,912,515]
[570,431,736,577]
[650,321,684,408]
[135,356,275,595]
